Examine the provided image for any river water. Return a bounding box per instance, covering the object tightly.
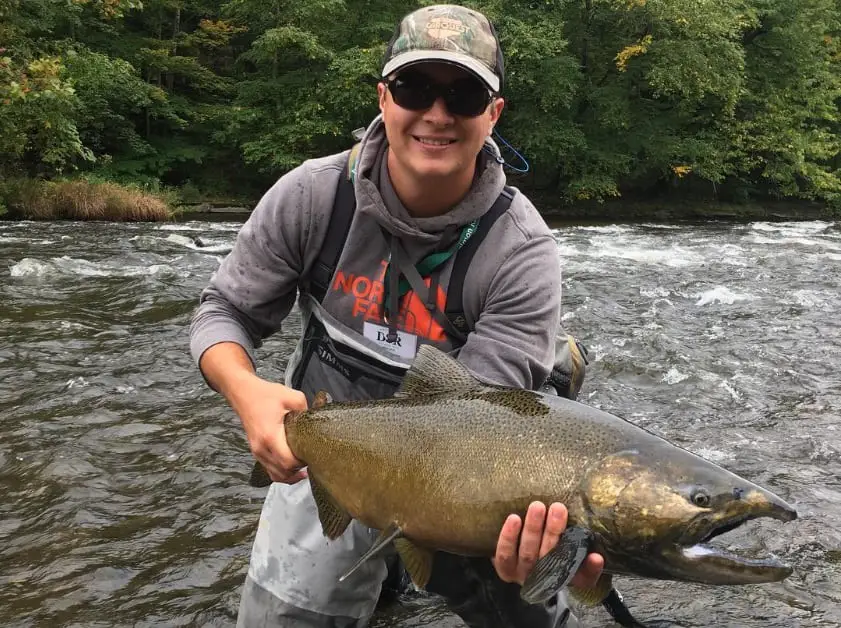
[1,217,839,627]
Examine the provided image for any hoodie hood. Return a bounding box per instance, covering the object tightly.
[353,115,507,247]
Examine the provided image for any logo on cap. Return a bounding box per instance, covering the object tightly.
[426,17,469,40]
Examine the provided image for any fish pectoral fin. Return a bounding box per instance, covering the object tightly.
[249,461,272,488]
[339,522,403,583]
[568,572,613,607]
[395,345,485,398]
[520,526,593,605]
[312,390,332,409]
[394,537,434,589]
[310,476,352,540]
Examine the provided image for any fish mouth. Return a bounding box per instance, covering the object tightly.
[674,506,797,584]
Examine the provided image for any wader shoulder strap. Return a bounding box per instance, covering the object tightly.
[444,186,515,335]
[308,147,359,303]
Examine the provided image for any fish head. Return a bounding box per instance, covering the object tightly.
[578,448,797,585]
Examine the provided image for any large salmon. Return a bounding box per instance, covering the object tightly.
[251,345,797,626]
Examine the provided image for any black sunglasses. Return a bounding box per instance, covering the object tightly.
[386,71,494,118]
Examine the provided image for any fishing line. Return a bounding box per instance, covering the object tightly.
[485,129,531,174]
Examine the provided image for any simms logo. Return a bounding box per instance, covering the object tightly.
[426,18,468,40]
[316,345,351,379]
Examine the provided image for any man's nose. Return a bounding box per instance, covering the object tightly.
[422,95,455,123]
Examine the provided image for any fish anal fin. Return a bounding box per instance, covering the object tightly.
[394,537,434,589]
[395,345,484,398]
[521,526,593,604]
[339,523,403,583]
[310,475,351,540]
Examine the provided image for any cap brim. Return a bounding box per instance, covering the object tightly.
[382,51,500,93]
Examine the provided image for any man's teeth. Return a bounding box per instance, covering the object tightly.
[417,137,454,146]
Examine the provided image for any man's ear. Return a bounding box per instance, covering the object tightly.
[377,82,388,112]
[490,97,505,123]
[488,97,504,135]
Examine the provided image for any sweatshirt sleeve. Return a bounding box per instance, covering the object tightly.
[456,233,562,390]
[189,164,315,369]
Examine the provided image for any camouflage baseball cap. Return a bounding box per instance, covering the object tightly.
[382,5,505,93]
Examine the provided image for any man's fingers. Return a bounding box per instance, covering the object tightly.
[493,514,522,582]
[256,430,303,477]
[283,393,308,413]
[494,501,600,587]
[258,440,306,485]
[517,501,547,578]
[570,553,605,589]
[287,468,308,483]
[539,502,568,558]
[266,464,307,485]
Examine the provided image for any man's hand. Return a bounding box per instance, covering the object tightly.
[200,342,308,484]
[231,375,309,484]
[493,502,604,588]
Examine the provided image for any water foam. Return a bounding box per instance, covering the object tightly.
[695,286,753,306]
[792,290,828,309]
[156,224,203,232]
[10,258,53,278]
[662,368,690,385]
[9,256,181,279]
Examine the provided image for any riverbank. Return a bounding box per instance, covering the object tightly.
[540,197,838,224]
[0,179,173,222]
[2,179,837,224]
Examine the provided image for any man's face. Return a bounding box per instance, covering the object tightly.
[377,63,504,184]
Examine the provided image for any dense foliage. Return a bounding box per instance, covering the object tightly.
[3,0,841,207]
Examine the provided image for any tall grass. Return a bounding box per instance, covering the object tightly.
[1,179,173,221]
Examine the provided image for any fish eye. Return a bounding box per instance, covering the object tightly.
[691,489,711,508]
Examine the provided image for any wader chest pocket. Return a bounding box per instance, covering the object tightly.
[293,318,405,403]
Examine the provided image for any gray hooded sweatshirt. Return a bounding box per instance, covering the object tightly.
[191,115,562,389]
[189,115,564,618]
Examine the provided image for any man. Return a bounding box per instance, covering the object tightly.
[190,4,602,627]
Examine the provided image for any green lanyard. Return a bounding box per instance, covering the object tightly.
[384,219,479,300]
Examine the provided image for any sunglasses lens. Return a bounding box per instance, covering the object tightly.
[389,74,436,111]
[389,72,491,118]
[446,78,491,117]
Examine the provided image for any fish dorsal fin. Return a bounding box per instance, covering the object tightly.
[310,475,351,540]
[339,523,403,583]
[395,345,484,398]
[312,390,332,409]
[394,537,434,589]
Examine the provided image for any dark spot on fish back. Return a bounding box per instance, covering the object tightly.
[480,390,550,417]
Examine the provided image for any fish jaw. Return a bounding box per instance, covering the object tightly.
[582,449,799,586]
[668,543,793,584]
[658,489,798,585]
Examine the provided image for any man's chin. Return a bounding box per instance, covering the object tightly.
[410,162,460,181]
